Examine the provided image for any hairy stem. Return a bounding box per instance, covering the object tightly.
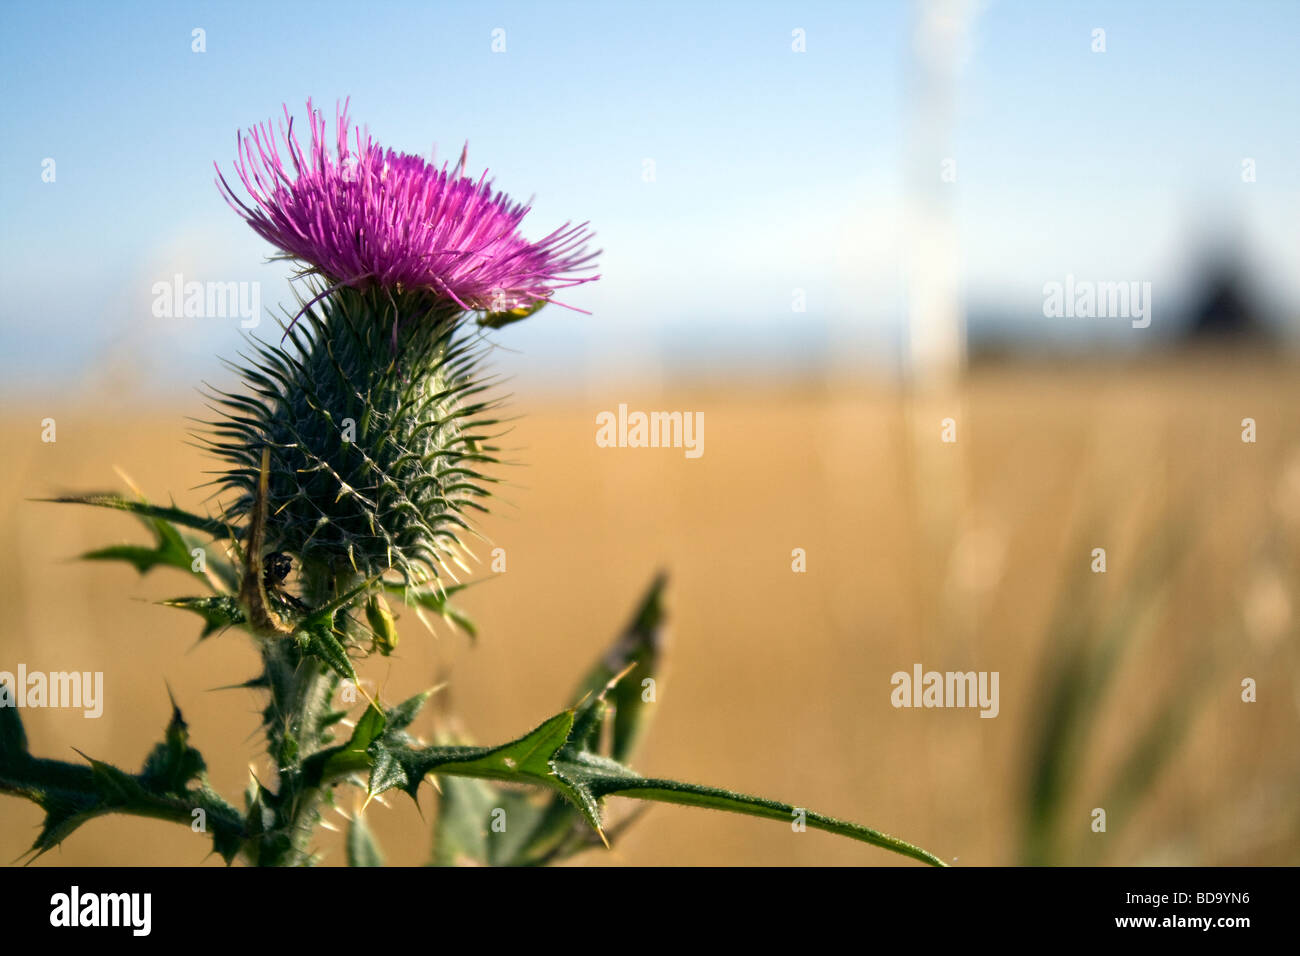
[255,561,347,866]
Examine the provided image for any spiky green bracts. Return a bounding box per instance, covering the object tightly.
[206,287,499,585]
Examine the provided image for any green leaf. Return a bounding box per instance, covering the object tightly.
[81,518,192,576]
[296,619,358,684]
[385,689,435,734]
[140,699,207,793]
[45,494,239,592]
[55,492,234,592]
[431,573,669,866]
[0,691,29,764]
[389,698,946,865]
[557,753,945,866]
[346,813,385,867]
[306,689,435,789]
[161,596,245,639]
[366,710,579,802]
[0,689,246,863]
[418,576,946,866]
[570,571,667,763]
[40,494,230,537]
[321,703,387,783]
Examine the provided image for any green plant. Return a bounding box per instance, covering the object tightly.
[1019,505,1210,865]
[0,101,943,867]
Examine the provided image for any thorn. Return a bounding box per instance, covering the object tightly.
[355,679,378,710]
[412,604,437,637]
[600,662,638,701]
[113,465,146,500]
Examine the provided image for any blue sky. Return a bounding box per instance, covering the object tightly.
[1,0,1297,395]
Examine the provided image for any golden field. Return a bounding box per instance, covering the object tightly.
[2,354,1298,866]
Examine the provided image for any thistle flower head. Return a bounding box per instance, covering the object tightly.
[209,100,599,587]
[216,99,598,313]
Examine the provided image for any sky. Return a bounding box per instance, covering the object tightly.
[1,0,1297,396]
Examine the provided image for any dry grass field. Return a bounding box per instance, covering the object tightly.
[2,354,1298,866]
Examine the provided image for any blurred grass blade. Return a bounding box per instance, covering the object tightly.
[346,813,385,867]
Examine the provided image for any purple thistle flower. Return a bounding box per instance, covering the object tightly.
[216,99,599,314]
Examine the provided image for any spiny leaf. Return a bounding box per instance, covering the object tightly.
[140,702,206,793]
[557,754,946,867]
[379,698,945,865]
[570,571,667,763]
[47,494,240,595]
[0,690,29,764]
[81,516,192,576]
[296,619,357,684]
[40,494,229,537]
[320,703,387,783]
[305,689,434,788]
[412,576,941,866]
[431,574,667,866]
[360,712,587,828]
[161,596,245,639]
[0,689,246,863]
[385,689,435,733]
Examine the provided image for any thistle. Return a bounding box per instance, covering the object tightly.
[0,100,945,868]
[209,99,597,586]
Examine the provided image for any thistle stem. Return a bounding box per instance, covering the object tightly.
[256,562,344,866]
